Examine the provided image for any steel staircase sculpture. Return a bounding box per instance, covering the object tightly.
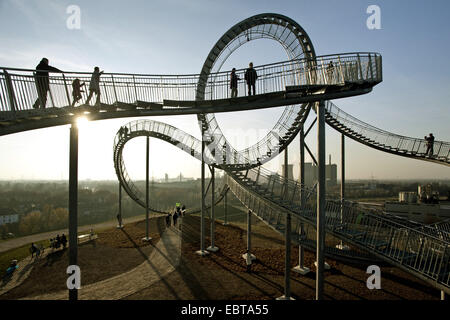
[225,166,450,293]
[323,101,450,166]
[113,119,449,292]
[2,12,448,293]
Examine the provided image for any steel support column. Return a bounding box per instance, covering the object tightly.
[223,190,229,226]
[68,124,78,301]
[196,126,209,256]
[337,133,348,250]
[117,182,123,228]
[207,166,219,252]
[278,147,294,300]
[142,136,152,241]
[316,101,326,300]
[242,210,255,262]
[293,127,310,275]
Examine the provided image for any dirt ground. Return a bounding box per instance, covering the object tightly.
[0,217,165,300]
[0,214,442,300]
[126,216,441,300]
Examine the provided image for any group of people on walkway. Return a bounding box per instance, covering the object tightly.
[165,204,186,228]
[230,62,258,98]
[48,233,68,251]
[33,57,261,110]
[32,57,104,109]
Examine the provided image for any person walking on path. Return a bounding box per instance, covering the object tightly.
[30,243,38,258]
[230,68,240,98]
[425,133,435,157]
[85,66,104,106]
[165,212,172,228]
[244,62,258,96]
[173,210,179,227]
[55,234,61,249]
[71,78,85,107]
[61,234,68,249]
[33,58,63,109]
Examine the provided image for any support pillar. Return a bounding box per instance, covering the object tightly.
[68,124,78,301]
[117,182,123,229]
[196,126,209,256]
[337,133,349,250]
[293,127,310,275]
[278,148,294,300]
[242,210,256,261]
[207,166,219,252]
[316,101,326,300]
[223,190,229,226]
[142,136,152,242]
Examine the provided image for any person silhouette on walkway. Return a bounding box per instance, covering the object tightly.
[61,234,68,249]
[33,58,62,109]
[326,61,335,84]
[173,210,179,227]
[85,66,104,106]
[30,242,38,258]
[425,133,435,157]
[244,62,258,96]
[55,234,61,248]
[71,78,85,107]
[230,68,240,98]
[165,212,172,227]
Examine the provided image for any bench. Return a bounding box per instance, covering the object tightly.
[77,233,98,244]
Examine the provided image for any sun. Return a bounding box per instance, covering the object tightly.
[76,116,89,128]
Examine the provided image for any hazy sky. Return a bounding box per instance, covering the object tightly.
[0,0,449,182]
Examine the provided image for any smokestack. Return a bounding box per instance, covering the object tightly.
[329,154,331,165]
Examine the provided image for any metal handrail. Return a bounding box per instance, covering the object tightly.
[0,53,381,112]
[324,100,450,162]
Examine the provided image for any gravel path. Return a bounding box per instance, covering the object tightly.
[0,214,162,253]
[22,226,181,300]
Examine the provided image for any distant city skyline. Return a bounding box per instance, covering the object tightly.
[0,0,449,181]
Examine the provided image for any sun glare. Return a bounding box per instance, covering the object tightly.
[76,116,89,128]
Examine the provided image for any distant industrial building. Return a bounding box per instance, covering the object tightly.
[299,155,337,187]
[281,164,294,180]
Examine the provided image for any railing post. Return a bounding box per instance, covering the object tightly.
[357,53,363,80]
[3,70,17,114]
[436,142,443,157]
[132,75,138,102]
[62,74,71,107]
[368,54,374,81]
[111,75,118,103]
[435,245,447,285]
[337,56,344,83]
[400,230,411,264]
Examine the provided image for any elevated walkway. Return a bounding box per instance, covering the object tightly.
[0,52,381,136]
[322,101,450,166]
